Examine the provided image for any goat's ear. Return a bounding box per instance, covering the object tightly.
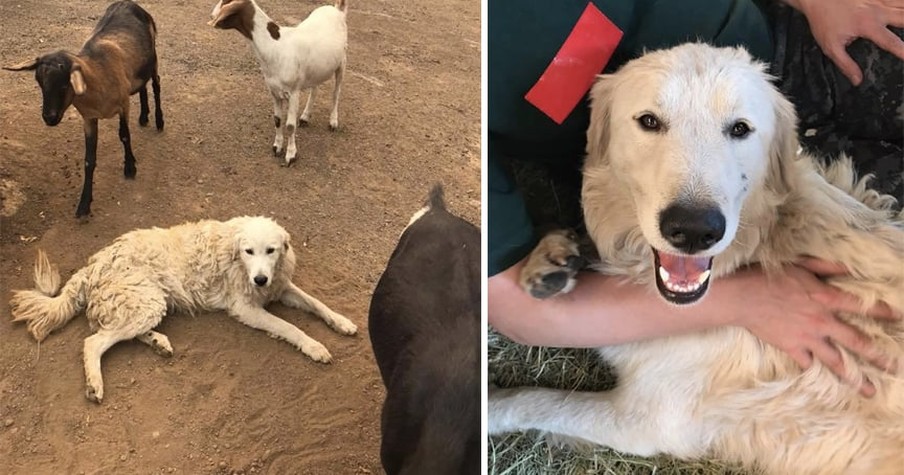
[208,0,245,28]
[69,66,86,95]
[585,74,615,166]
[765,89,798,194]
[3,57,39,71]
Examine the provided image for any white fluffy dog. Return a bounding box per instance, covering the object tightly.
[491,44,904,474]
[10,216,357,403]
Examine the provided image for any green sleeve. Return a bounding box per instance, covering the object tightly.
[488,147,538,277]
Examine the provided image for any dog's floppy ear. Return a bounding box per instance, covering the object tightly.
[585,74,615,166]
[765,89,798,194]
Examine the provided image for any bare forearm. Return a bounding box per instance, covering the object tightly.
[488,260,739,348]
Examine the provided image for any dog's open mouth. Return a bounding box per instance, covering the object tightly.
[653,249,713,305]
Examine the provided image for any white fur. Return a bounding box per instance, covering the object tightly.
[211,0,347,164]
[489,44,904,474]
[10,216,357,403]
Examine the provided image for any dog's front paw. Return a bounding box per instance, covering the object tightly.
[330,316,357,336]
[520,229,585,299]
[301,341,333,364]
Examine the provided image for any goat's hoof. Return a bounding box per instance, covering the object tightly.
[283,156,297,167]
[155,119,164,132]
[139,116,149,127]
[124,167,137,179]
[299,118,310,128]
[75,207,91,219]
[272,146,282,157]
[329,123,339,132]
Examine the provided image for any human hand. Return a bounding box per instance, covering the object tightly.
[727,258,899,396]
[787,0,904,86]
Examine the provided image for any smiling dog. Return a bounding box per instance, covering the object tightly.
[496,43,904,474]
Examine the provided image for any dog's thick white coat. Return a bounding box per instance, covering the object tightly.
[10,216,357,403]
[489,44,904,474]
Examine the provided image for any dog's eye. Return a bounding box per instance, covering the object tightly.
[637,113,661,131]
[266,247,275,254]
[729,121,752,138]
[244,249,253,255]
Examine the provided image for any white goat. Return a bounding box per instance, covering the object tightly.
[210,0,348,165]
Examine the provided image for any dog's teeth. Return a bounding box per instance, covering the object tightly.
[659,266,671,282]
[697,270,711,285]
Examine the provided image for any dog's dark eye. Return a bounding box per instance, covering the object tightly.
[266,247,275,255]
[637,113,661,131]
[729,121,752,138]
[244,249,253,255]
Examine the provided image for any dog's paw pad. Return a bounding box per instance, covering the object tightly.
[520,230,584,299]
[528,271,572,299]
[85,385,103,404]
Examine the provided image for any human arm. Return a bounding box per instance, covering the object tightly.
[489,257,898,396]
[783,0,904,85]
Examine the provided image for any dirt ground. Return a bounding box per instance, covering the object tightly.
[0,0,480,473]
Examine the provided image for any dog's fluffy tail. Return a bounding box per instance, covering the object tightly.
[10,250,87,342]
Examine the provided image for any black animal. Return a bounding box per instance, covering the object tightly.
[4,0,164,218]
[368,185,481,475]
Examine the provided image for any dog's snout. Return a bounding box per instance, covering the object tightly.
[253,275,268,287]
[659,205,726,254]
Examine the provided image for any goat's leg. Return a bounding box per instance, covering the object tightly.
[138,85,150,127]
[119,107,137,179]
[271,90,287,156]
[229,302,332,363]
[329,64,344,131]
[279,282,357,335]
[300,87,316,126]
[284,90,302,165]
[135,330,173,358]
[76,119,98,218]
[152,72,164,131]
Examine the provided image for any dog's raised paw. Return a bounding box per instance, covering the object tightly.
[520,229,585,299]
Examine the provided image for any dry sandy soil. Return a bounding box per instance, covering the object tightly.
[0,0,480,473]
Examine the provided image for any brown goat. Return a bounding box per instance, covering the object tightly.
[4,0,164,218]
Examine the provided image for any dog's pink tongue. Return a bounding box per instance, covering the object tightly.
[658,251,710,284]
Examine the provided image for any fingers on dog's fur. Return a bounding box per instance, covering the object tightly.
[519,229,585,299]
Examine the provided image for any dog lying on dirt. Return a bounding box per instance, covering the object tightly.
[10,216,357,403]
[490,43,904,474]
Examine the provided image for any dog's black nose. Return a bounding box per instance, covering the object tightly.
[658,204,726,254]
[253,275,268,286]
